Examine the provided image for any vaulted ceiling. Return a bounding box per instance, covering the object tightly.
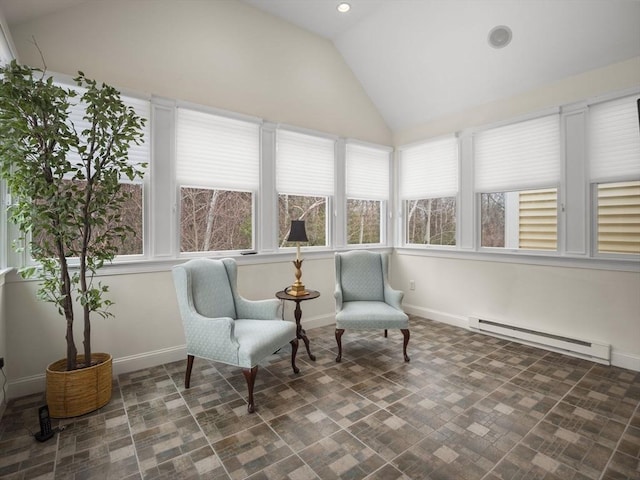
[1,0,639,134]
[243,0,640,132]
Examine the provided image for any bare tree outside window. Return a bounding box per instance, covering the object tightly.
[481,192,505,247]
[406,197,456,245]
[347,199,381,244]
[279,194,326,247]
[117,183,143,255]
[481,189,558,250]
[180,187,252,252]
[35,181,144,256]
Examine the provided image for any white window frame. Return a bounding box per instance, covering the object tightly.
[398,135,459,248]
[345,141,391,247]
[275,126,337,252]
[175,104,261,256]
[472,111,561,254]
[7,73,152,267]
[587,93,640,260]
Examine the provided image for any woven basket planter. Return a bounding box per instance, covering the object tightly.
[46,353,113,418]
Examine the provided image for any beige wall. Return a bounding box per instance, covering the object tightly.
[9,0,391,145]
[0,274,6,411]
[3,0,390,398]
[394,56,640,145]
[390,55,640,372]
[2,1,639,402]
[4,257,337,398]
[390,254,640,368]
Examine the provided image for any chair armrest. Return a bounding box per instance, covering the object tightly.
[384,284,404,310]
[334,282,343,311]
[182,312,240,364]
[235,296,280,320]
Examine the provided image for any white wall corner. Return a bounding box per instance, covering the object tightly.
[402,304,469,329]
[6,346,188,401]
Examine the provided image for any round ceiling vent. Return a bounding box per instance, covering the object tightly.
[488,25,512,49]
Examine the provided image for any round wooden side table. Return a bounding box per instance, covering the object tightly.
[276,289,320,361]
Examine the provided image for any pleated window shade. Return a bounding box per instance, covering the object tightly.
[65,85,151,173]
[346,143,390,200]
[589,95,640,182]
[474,114,560,193]
[399,136,458,199]
[276,129,335,196]
[176,108,260,190]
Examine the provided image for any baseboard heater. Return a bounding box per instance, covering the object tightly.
[468,317,610,364]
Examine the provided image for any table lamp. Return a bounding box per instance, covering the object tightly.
[287,220,308,296]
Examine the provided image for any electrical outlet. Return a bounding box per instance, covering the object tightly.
[0,357,4,369]
[409,280,415,291]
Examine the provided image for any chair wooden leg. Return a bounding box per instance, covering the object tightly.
[401,329,410,362]
[242,366,259,413]
[335,328,345,363]
[384,329,388,338]
[185,355,194,389]
[290,338,300,374]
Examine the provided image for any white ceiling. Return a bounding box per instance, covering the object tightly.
[244,0,640,132]
[2,0,639,133]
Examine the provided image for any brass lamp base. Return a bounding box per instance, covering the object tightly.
[288,258,308,296]
[287,282,308,297]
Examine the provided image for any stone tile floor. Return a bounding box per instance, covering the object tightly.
[0,317,638,479]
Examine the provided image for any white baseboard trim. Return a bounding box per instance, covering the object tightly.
[6,313,637,402]
[611,350,640,372]
[301,314,335,330]
[112,345,187,376]
[7,373,46,401]
[6,345,188,401]
[402,304,639,372]
[402,304,468,329]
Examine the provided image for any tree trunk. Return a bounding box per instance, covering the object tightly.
[425,199,432,244]
[359,201,365,243]
[203,190,219,251]
[58,242,77,371]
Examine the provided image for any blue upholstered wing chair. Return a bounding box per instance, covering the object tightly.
[172,258,299,413]
[334,251,410,362]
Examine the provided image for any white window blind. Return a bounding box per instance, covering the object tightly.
[176,108,260,190]
[589,95,640,182]
[346,143,390,200]
[474,114,560,192]
[276,129,335,196]
[399,136,458,199]
[65,85,151,171]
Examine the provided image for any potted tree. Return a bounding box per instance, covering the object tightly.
[0,60,146,417]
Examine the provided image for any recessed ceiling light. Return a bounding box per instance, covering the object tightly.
[337,2,351,13]
[488,25,512,49]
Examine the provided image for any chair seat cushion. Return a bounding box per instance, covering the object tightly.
[336,301,409,330]
[234,319,297,368]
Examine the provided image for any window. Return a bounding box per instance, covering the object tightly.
[589,95,640,255]
[399,136,458,246]
[66,87,150,256]
[596,181,640,254]
[345,143,390,245]
[276,129,335,247]
[480,188,557,250]
[176,108,259,253]
[475,114,560,250]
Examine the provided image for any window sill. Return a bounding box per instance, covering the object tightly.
[8,244,634,282]
[3,247,385,280]
[0,268,13,287]
[395,246,640,272]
